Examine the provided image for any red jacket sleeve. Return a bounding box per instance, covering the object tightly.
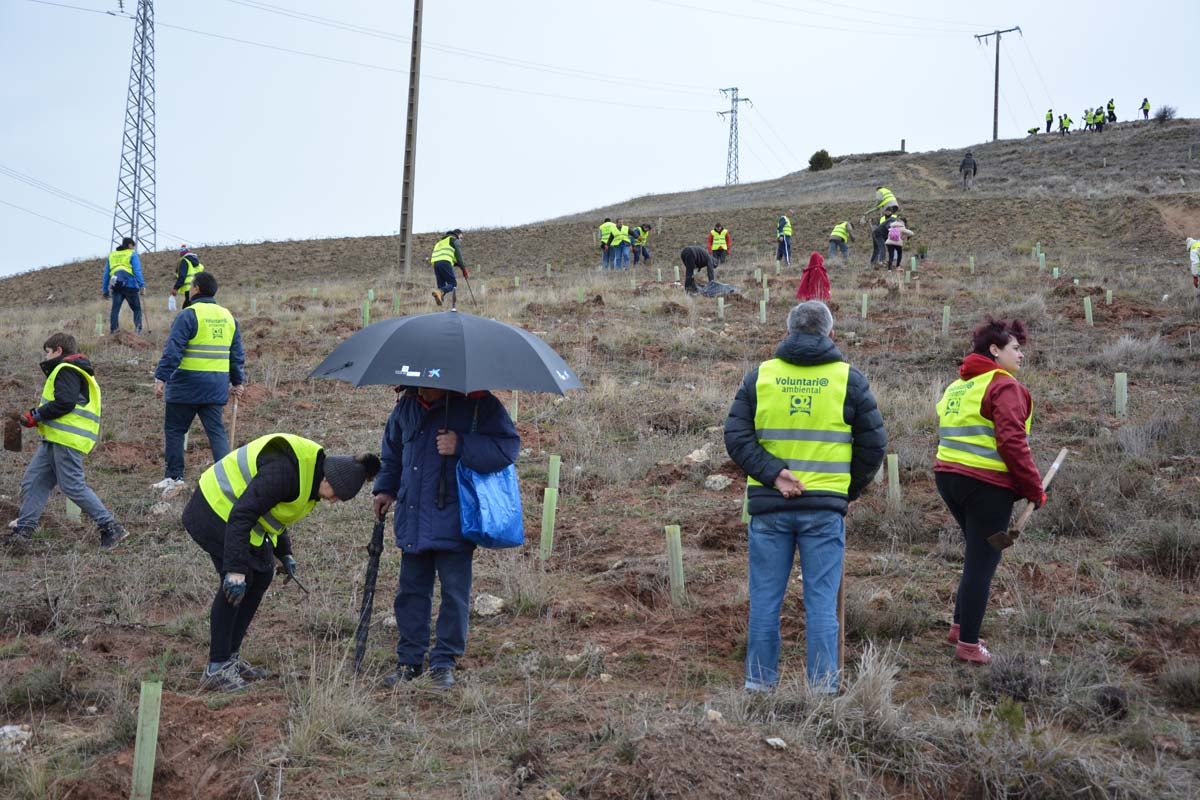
[726,233,732,253]
[706,233,714,253]
[983,378,1043,502]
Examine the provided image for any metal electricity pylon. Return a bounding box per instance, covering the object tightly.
[718,87,752,185]
[111,0,156,251]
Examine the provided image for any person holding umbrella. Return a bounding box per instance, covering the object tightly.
[185,433,380,691]
[374,386,520,690]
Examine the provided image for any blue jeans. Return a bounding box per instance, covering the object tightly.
[164,402,229,480]
[746,509,844,693]
[776,236,791,263]
[109,285,143,333]
[16,440,115,529]
[432,261,457,293]
[613,243,631,269]
[632,245,650,265]
[828,238,849,259]
[393,549,474,669]
[601,247,613,269]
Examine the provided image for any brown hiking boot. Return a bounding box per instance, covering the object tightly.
[431,290,444,306]
[955,640,992,665]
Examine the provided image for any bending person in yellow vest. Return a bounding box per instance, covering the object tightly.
[725,301,887,694]
[430,229,469,308]
[186,434,380,691]
[935,317,1045,666]
[4,333,129,550]
[173,245,205,308]
[152,272,245,491]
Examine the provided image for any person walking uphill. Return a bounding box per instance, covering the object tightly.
[431,230,469,308]
[777,210,794,266]
[725,301,886,693]
[173,245,205,308]
[935,318,1044,665]
[959,152,978,190]
[707,223,731,265]
[153,272,245,491]
[5,333,129,550]
[185,434,379,691]
[828,221,854,261]
[102,236,145,334]
[374,386,520,690]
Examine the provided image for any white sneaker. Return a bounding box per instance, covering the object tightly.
[151,477,184,490]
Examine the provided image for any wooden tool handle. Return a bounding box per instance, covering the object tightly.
[1010,447,1069,533]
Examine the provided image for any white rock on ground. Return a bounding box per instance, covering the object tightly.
[0,725,32,754]
[706,708,725,723]
[765,737,787,750]
[685,448,710,464]
[704,474,733,491]
[473,593,506,616]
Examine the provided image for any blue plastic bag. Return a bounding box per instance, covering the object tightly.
[457,462,525,549]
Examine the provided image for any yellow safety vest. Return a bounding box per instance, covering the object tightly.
[430,235,457,265]
[710,229,728,251]
[1141,100,1150,111]
[749,359,852,496]
[37,362,102,455]
[830,222,851,242]
[610,225,630,246]
[198,434,322,548]
[634,228,650,246]
[178,257,205,297]
[875,188,897,209]
[779,216,792,237]
[1107,102,1114,113]
[178,302,235,373]
[935,369,1032,473]
[599,221,616,243]
[108,249,134,281]
[1046,110,1053,121]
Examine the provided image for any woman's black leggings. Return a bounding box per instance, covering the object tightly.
[208,556,274,663]
[935,471,1015,644]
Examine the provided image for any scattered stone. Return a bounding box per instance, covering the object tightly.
[0,725,32,754]
[599,673,612,683]
[149,501,173,516]
[765,737,787,750]
[499,640,517,652]
[685,449,710,465]
[608,560,625,571]
[868,589,893,607]
[706,708,724,723]
[997,607,1017,616]
[473,593,506,616]
[85,706,99,715]
[538,790,566,800]
[704,474,733,491]
[564,654,582,664]
[1039,658,1051,667]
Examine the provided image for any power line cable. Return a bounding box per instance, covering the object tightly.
[1018,33,1054,108]
[751,107,801,168]
[743,119,791,173]
[646,0,962,38]
[748,0,986,34]
[776,0,996,29]
[0,198,109,240]
[1002,46,1037,117]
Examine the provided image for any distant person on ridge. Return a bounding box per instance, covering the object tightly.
[959,151,978,191]
[102,236,145,334]
[680,245,718,295]
[631,223,653,266]
[828,221,854,261]
[608,218,632,270]
[777,210,794,266]
[707,223,731,266]
[430,229,468,308]
[1107,99,1116,123]
[1187,238,1200,300]
[598,218,616,269]
[1045,108,1053,133]
[1140,98,1151,120]
[1027,126,1040,136]
[173,245,205,310]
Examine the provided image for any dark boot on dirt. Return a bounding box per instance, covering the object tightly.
[201,661,249,692]
[955,640,992,665]
[428,667,455,691]
[99,521,129,551]
[4,526,34,549]
[382,663,423,688]
[230,653,269,681]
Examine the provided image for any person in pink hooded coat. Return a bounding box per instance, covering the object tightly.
[796,252,831,302]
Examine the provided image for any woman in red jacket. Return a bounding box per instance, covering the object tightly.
[934,318,1045,664]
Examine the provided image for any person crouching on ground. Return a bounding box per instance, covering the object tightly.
[725,302,886,693]
[185,433,379,691]
[679,245,718,295]
[795,252,831,302]
[374,386,520,690]
[5,333,129,550]
[935,318,1044,665]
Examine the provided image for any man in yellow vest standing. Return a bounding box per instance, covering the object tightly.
[1045,108,1053,133]
[102,236,145,334]
[707,223,731,266]
[152,272,245,492]
[5,333,129,550]
[1141,98,1151,120]
[430,229,468,308]
[598,218,616,269]
[724,301,886,693]
[172,245,205,310]
[776,210,794,266]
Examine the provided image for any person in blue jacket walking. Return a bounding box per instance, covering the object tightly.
[372,385,520,690]
[102,237,146,334]
[152,272,245,490]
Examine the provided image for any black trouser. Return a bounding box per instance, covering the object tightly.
[886,243,903,268]
[680,251,714,291]
[207,556,274,663]
[1046,119,1051,133]
[871,228,888,264]
[935,471,1015,645]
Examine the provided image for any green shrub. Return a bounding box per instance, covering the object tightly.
[808,149,833,171]
[1153,105,1176,123]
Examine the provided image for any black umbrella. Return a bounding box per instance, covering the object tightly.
[308,310,583,394]
[352,517,386,675]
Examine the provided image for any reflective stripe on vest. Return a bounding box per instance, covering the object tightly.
[108,249,133,280]
[179,257,205,296]
[830,222,850,242]
[198,434,321,547]
[749,359,852,496]
[179,303,235,373]
[430,235,457,264]
[779,216,792,237]
[710,229,728,250]
[599,222,616,242]
[37,362,102,455]
[935,369,1032,472]
[876,188,896,209]
[611,225,630,245]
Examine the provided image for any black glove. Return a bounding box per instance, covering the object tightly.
[222,573,247,606]
[276,555,298,584]
[102,293,110,300]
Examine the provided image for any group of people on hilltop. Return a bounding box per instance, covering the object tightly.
[1028,98,1151,136]
[597,218,654,270]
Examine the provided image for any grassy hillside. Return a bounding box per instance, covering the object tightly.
[0,123,1198,799]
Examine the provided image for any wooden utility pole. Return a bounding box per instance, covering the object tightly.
[975,26,1020,142]
[398,0,424,278]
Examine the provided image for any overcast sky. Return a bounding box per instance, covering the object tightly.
[1,0,1194,277]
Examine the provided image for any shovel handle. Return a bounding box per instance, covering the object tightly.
[988,447,1069,551]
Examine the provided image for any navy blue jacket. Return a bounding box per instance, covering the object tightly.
[725,332,887,516]
[374,390,519,554]
[153,296,245,405]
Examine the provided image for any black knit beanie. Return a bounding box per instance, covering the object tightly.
[322,453,381,500]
